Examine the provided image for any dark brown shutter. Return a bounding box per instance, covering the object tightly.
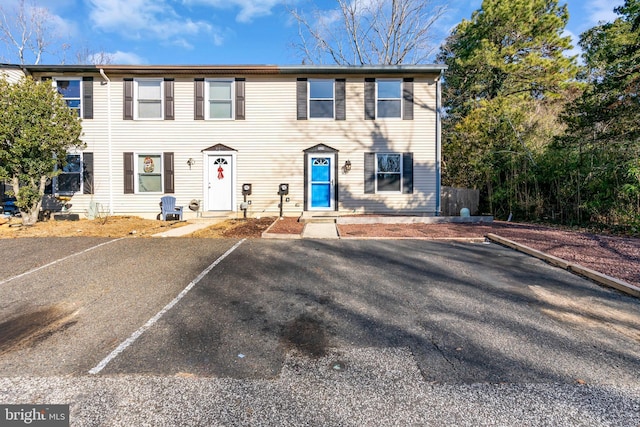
[164,152,175,194]
[124,152,134,194]
[164,78,174,120]
[82,77,93,119]
[296,78,307,120]
[364,78,375,120]
[83,152,94,194]
[403,78,414,120]
[194,78,205,120]
[235,78,245,120]
[123,78,134,120]
[402,152,413,194]
[335,79,346,120]
[364,152,375,194]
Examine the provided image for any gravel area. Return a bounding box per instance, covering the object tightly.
[336,221,640,289]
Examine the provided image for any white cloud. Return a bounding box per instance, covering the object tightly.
[0,1,78,38]
[44,8,78,38]
[184,0,288,23]
[585,0,624,25]
[109,50,146,64]
[87,0,214,40]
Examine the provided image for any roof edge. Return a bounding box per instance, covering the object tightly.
[10,63,446,75]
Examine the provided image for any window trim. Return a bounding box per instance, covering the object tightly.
[52,77,83,118]
[134,78,164,120]
[375,152,403,193]
[205,78,235,120]
[307,79,335,120]
[135,153,164,193]
[54,152,84,196]
[376,79,403,119]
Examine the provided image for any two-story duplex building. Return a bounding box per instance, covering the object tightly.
[1,64,446,219]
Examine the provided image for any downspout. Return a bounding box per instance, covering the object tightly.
[99,68,114,215]
[435,69,443,216]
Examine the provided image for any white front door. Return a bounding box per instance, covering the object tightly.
[207,155,233,210]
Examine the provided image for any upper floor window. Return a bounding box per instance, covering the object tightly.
[53,78,81,117]
[376,79,402,118]
[206,79,234,119]
[135,78,163,120]
[308,79,334,119]
[297,78,345,121]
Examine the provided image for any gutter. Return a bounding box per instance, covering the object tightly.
[435,69,443,216]
[99,68,114,215]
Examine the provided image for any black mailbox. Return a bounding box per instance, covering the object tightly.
[278,183,289,196]
[242,183,252,196]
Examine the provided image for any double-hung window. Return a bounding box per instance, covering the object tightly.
[53,78,82,117]
[57,154,82,194]
[207,79,234,119]
[135,79,163,119]
[376,153,402,192]
[308,79,334,119]
[137,154,163,193]
[376,79,402,118]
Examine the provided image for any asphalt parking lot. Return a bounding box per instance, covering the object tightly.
[1,237,639,426]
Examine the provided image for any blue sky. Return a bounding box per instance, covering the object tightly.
[0,0,626,65]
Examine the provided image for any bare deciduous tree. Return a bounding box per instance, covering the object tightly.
[0,1,113,65]
[290,0,447,65]
[72,45,114,65]
[0,0,60,65]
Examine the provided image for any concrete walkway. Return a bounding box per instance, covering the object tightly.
[301,222,339,239]
[152,220,223,237]
[154,219,340,239]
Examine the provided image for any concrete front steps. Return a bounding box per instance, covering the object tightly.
[299,212,339,223]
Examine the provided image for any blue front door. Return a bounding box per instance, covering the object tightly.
[309,155,334,209]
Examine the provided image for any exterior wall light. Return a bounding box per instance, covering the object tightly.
[343,160,352,173]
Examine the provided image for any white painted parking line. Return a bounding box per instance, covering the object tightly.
[0,238,126,286]
[89,238,246,375]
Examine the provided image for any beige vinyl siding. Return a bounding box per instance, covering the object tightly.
[0,67,26,83]
[65,75,110,215]
[43,71,439,219]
